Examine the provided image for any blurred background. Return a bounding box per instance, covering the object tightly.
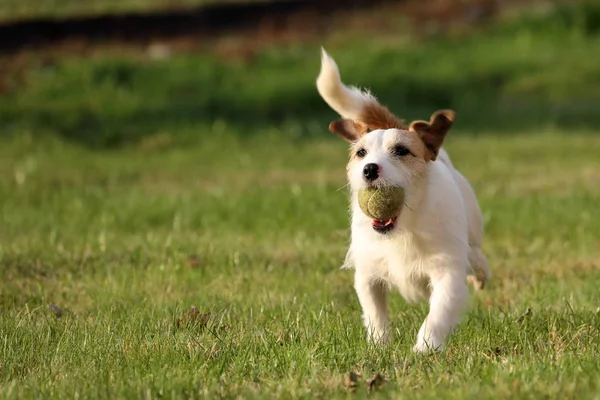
[1,0,599,147]
[2,2,600,397]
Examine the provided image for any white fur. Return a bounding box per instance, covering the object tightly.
[317,49,490,353]
[316,48,379,122]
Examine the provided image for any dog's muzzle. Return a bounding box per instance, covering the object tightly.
[372,217,397,234]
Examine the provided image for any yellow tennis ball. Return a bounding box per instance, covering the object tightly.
[358,186,405,221]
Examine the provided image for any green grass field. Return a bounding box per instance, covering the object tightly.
[1,2,600,399]
[2,130,599,399]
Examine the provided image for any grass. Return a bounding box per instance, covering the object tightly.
[2,2,600,148]
[1,2,600,398]
[1,130,600,399]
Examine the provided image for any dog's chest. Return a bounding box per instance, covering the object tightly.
[383,245,431,303]
[353,233,432,303]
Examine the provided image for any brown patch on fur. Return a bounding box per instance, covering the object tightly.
[329,101,406,142]
[360,101,406,131]
[409,109,456,161]
[329,119,369,142]
[392,130,431,161]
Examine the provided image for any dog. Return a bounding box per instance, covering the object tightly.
[316,49,490,353]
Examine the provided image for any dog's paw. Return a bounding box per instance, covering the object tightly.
[367,333,392,346]
[367,330,391,346]
[467,275,486,291]
[412,341,444,354]
[413,334,444,354]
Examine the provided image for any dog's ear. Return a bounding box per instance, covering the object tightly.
[329,119,369,142]
[409,110,456,161]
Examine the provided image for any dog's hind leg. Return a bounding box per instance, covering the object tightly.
[467,247,490,290]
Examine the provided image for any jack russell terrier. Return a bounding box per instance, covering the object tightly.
[316,49,490,352]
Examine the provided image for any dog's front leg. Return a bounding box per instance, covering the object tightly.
[354,270,390,344]
[413,270,468,353]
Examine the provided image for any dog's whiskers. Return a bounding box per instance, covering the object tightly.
[336,183,350,192]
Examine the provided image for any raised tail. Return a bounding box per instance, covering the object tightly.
[316,48,404,131]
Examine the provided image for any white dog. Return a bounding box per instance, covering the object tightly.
[316,49,490,353]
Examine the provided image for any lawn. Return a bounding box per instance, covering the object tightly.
[1,2,600,399]
[1,129,599,399]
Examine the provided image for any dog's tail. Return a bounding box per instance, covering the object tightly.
[316,48,404,130]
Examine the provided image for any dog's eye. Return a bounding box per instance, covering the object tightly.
[392,145,410,157]
[356,148,367,158]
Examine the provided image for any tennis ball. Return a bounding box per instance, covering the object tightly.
[358,186,405,221]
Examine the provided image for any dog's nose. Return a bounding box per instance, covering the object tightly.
[363,163,379,181]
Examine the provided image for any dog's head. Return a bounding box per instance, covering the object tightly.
[316,49,456,234]
[331,111,456,233]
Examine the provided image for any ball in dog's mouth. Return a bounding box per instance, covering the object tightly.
[357,186,404,234]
